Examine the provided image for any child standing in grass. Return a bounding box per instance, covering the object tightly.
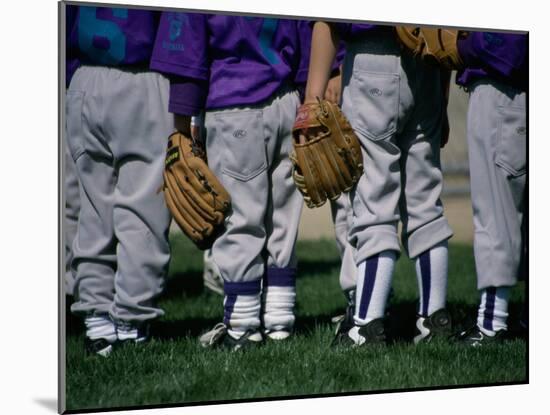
[303,22,454,346]
[67,5,173,356]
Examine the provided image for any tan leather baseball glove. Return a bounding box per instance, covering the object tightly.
[395,26,424,55]
[395,26,467,70]
[420,28,466,70]
[290,98,363,208]
[162,131,231,250]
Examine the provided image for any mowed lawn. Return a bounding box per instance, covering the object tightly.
[65,235,527,412]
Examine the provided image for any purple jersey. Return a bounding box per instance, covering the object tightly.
[457,32,527,90]
[66,5,159,85]
[150,13,302,115]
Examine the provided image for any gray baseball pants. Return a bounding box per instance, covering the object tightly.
[203,89,302,284]
[67,66,173,323]
[466,79,526,289]
[64,141,80,297]
[330,195,357,295]
[341,34,453,263]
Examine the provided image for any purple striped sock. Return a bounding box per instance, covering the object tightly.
[358,255,379,320]
[482,287,497,331]
[419,251,431,317]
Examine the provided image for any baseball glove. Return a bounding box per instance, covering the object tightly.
[420,28,466,70]
[290,98,363,208]
[395,26,424,55]
[162,131,231,250]
[395,26,466,70]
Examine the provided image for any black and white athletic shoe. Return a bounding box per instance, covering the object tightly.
[331,304,355,347]
[199,323,263,351]
[116,320,151,344]
[456,325,507,347]
[333,318,387,348]
[85,337,115,357]
[414,308,453,344]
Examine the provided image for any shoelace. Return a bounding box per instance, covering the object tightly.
[199,323,227,347]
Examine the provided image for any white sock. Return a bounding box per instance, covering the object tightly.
[354,251,396,325]
[224,293,261,336]
[477,286,510,335]
[415,241,449,316]
[85,314,117,343]
[263,286,296,332]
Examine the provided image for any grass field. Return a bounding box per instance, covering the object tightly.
[65,235,527,412]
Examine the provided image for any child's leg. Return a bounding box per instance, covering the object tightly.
[66,66,118,353]
[64,140,80,297]
[262,90,302,338]
[397,58,453,342]
[465,79,526,340]
[330,195,358,304]
[338,36,408,344]
[203,104,273,338]
[103,70,173,333]
[414,241,449,317]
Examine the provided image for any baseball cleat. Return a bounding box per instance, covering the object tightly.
[116,320,151,344]
[199,323,263,350]
[84,314,117,357]
[331,304,355,346]
[456,325,508,347]
[203,250,224,295]
[414,308,453,344]
[85,337,115,357]
[333,318,387,348]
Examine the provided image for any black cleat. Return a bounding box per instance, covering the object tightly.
[333,318,387,348]
[331,304,355,346]
[456,325,508,347]
[85,337,115,357]
[414,308,453,344]
[199,323,263,351]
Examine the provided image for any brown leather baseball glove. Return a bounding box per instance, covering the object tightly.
[290,98,363,208]
[395,26,424,55]
[162,131,231,250]
[420,28,466,70]
[395,26,467,70]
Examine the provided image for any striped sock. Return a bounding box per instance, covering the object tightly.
[477,286,510,335]
[354,251,396,325]
[415,241,449,317]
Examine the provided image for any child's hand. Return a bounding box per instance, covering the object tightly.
[324,72,342,105]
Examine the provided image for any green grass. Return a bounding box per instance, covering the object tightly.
[65,236,527,412]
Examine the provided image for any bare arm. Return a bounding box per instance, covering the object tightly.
[304,22,340,104]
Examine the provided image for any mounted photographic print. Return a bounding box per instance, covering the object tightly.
[59,1,528,412]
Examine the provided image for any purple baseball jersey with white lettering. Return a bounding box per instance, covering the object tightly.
[457,32,527,90]
[66,5,159,86]
[150,13,302,115]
